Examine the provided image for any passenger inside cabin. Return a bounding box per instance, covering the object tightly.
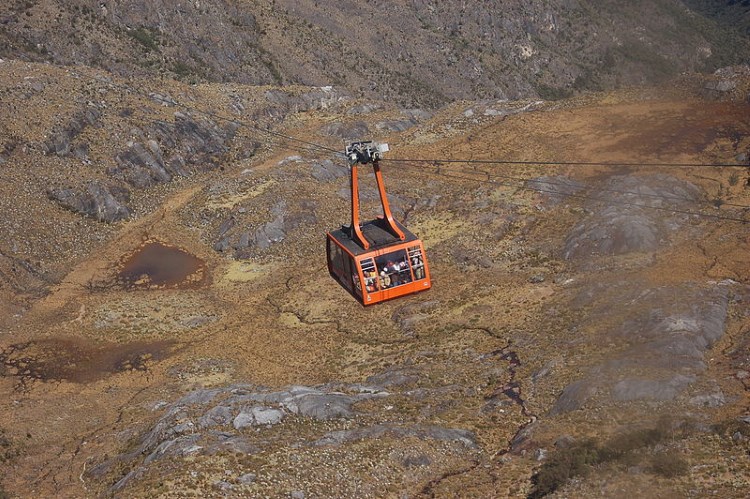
[411,253,424,279]
[395,258,412,285]
[386,260,398,286]
[375,250,413,289]
[364,270,378,292]
[379,268,391,288]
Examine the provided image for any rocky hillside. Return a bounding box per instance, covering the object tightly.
[684,0,750,36]
[0,1,750,498]
[0,53,749,496]
[2,0,749,106]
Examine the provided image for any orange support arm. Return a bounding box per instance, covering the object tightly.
[350,163,369,249]
[373,159,405,241]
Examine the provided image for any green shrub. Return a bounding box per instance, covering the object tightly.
[535,83,573,101]
[529,439,600,498]
[600,426,669,460]
[729,172,739,186]
[650,452,688,478]
[0,430,17,464]
[711,418,750,439]
[128,27,159,51]
[171,61,194,78]
[530,420,683,497]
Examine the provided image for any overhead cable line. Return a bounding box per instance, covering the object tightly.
[393,160,749,224]
[92,75,344,156]
[385,157,749,169]
[91,75,747,170]
[86,73,749,220]
[440,164,750,210]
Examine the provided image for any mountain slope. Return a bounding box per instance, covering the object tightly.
[684,0,750,36]
[1,0,749,106]
[0,66,748,496]
[0,1,749,497]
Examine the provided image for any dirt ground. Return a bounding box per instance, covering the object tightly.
[0,64,749,497]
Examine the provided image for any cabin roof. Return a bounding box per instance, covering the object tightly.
[328,218,420,257]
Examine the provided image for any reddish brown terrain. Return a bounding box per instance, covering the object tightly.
[0,54,748,497]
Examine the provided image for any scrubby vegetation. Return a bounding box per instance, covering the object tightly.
[0,429,18,499]
[127,27,160,51]
[0,430,17,464]
[530,420,690,498]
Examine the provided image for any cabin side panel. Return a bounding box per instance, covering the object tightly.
[327,236,364,303]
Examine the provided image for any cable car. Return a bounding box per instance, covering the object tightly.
[326,141,431,305]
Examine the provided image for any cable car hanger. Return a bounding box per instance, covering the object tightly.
[345,141,405,250]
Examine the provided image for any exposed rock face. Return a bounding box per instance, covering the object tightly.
[47,181,131,222]
[702,65,750,99]
[611,375,696,402]
[392,300,441,334]
[310,159,346,182]
[550,283,731,414]
[566,205,665,257]
[548,174,733,417]
[43,105,101,157]
[37,102,250,225]
[223,202,288,253]
[526,175,585,207]
[373,108,432,132]
[110,112,239,188]
[321,120,370,140]
[375,118,418,133]
[550,379,599,415]
[563,174,704,259]
[2,0,749,107]
[214,195,318,257]
[87,381,477,494]
[113,142,173,188]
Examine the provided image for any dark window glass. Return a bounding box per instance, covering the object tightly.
[407,245,425,280]
[360,257,378,293]
[328,241,358,296]
[375,249,413,289]
[329,241,345,276]
[344,254,363,297]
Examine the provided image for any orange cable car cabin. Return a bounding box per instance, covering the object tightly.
[326,141,431,305]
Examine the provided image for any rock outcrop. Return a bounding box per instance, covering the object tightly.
[3,1,749,107]
[43,105,101,158]
[551,282,731,414]
[563,174,704,260]
[47,181,131,222]
[110,112,240,188]
[89,381,476,494]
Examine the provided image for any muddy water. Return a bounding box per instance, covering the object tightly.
[118,242,205,288]
[0,338,174,389]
